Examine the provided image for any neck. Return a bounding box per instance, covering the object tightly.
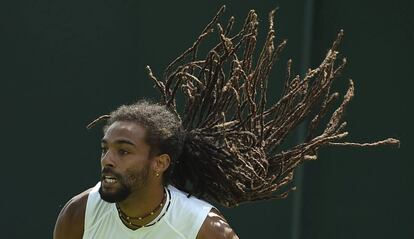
[117,183,165,223]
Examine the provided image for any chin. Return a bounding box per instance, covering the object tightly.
[99,183,130,203]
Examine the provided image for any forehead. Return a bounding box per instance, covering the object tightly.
[103,121,147,144]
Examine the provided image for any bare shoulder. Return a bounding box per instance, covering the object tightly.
[196,208,240,239]
[53,188,92,239]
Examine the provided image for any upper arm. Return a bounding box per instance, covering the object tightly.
[53,189,90,239]
[196,208,239,239]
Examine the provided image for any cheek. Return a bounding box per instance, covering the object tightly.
[122,163,151,184]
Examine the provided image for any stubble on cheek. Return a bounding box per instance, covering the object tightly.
[123,166,150,190]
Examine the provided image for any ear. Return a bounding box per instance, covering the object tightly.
[153,154,171,175]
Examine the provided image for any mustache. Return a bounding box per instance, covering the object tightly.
[101,167,122,179]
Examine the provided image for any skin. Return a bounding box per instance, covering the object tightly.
[53,121,239,239]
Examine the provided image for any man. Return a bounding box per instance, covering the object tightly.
[54,101,240,239]
[54,6,398,239]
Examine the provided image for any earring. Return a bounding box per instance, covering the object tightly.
[156,172,160,177]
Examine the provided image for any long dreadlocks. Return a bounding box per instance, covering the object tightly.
[88,6,399,208]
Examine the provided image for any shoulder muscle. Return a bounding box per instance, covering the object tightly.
[53,188,91,239]
[197,208,239,239]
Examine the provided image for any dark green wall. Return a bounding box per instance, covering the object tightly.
[301,1,413,238]
[0,0,411,238]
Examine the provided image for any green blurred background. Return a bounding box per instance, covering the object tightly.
[0,0,412,238]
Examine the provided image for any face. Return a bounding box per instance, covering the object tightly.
[98,121,153,203]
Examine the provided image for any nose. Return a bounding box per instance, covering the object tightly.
[101,149,116,168]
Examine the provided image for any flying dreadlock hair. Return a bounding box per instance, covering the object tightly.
[88,6,399,208]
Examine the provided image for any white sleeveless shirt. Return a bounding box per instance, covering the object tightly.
[82,182,213,239]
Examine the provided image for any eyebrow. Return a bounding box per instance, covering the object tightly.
[101,139,136,146]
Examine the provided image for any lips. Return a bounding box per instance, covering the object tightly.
[101,167,120,186]
[102,175,117,184]
[101,167,121,184]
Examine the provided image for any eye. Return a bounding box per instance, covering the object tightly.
[118,149,129,156]
[101,146,108,155]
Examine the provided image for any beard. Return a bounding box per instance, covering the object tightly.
[99,166,150,203]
